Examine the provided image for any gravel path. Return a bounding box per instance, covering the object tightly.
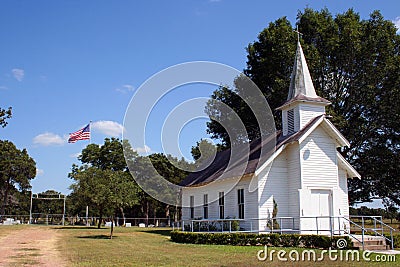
[0,226,66,267]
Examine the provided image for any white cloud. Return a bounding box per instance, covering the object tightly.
[134,145,152,154]
[40,75,47,82]
[115,84,135,94]
[36,168,44,176]
[33,132,66,146]
[393,17,400,32]
[92,120,124,136]
[70,152,82,158]
[12,68,24,81]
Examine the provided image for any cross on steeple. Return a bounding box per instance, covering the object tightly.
[294,25,303,42]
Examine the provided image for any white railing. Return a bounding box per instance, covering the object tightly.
[178,215,396,249]
[180,216,349,235]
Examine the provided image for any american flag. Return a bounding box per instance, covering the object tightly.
[68,124,90,143]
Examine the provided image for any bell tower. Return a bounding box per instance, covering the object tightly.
[277,40,331,136]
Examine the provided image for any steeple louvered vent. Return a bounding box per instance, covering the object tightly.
[287,109,294,134]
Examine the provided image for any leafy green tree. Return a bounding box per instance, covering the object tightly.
[69,138,139,237]
[190,139,220,170]
[0,107,12,128]
[33,190,65,215]
[69,167,139,237]
[385,205,398,224]
[79,138,131,171]
[149,153,192,184]
[129,153,191,223]
[191,139,217,161]
[0,140,36,215]
[206,8,400,206]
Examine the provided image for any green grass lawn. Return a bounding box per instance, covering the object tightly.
[56,226,400,267]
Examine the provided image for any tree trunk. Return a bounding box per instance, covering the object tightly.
[146,201,149,226]
[0,181,10,216]
[174,205,179,223]
[120,207,126,226]
[110,215,114,239]
[98,207,103,229]
[165,205,170,226]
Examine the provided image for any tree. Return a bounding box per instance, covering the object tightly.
[385,205,398,224]
[0,107,12,128]
[0,140,36,215]
[33,190,65,215]
[191,139,217,161]
[130,153,191,224]
[69,167,139,238]
[191,139,220,169]
[205,8,400,206]
[69,138,139,238]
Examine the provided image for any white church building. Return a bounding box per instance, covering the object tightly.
[180,40,361,235]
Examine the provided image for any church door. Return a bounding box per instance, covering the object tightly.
[310,189,332,234]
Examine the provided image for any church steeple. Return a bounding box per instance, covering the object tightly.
[287,41,318,100]
[277,40,331,136]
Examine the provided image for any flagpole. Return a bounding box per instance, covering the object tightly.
[89,120,92,144]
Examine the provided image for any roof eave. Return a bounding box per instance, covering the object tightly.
[337,151,361,179]
[276,98,331,111]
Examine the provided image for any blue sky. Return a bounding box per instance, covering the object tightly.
[0,0,399,203]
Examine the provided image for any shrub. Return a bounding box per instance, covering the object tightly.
[170,231,353,249]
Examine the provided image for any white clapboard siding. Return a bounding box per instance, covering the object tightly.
[298,103,325,129]
[257,151,291,230]
[286,144,301,223]
[338,168,350,230]
[300,126,338,188]
[181,176,259,230]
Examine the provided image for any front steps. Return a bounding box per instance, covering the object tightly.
[349,235,389,250]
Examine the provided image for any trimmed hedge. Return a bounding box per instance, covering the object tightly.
[170,231,353,249]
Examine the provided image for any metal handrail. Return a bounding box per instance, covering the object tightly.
[342,216,365,249]
[350,215,396,250]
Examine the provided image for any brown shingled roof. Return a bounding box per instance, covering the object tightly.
[180,115,324,187]
[276,94,331,110]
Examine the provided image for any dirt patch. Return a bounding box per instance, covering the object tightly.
[0,226,66,266]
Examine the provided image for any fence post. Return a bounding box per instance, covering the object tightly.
[271,218,274,233]
[29,191,33,225]
[390,229,394,250]
[292,217,295,231]
[361,217,365,234]
[362,229,365,250]
[316,217,319,235]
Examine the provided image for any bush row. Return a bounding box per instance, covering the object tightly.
[170,231,353,249]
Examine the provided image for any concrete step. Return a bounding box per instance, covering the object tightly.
[350,235,390,250]
[356,244,389,250]
[353,240,385,246]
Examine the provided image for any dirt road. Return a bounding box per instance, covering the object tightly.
[0,226,65,267]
